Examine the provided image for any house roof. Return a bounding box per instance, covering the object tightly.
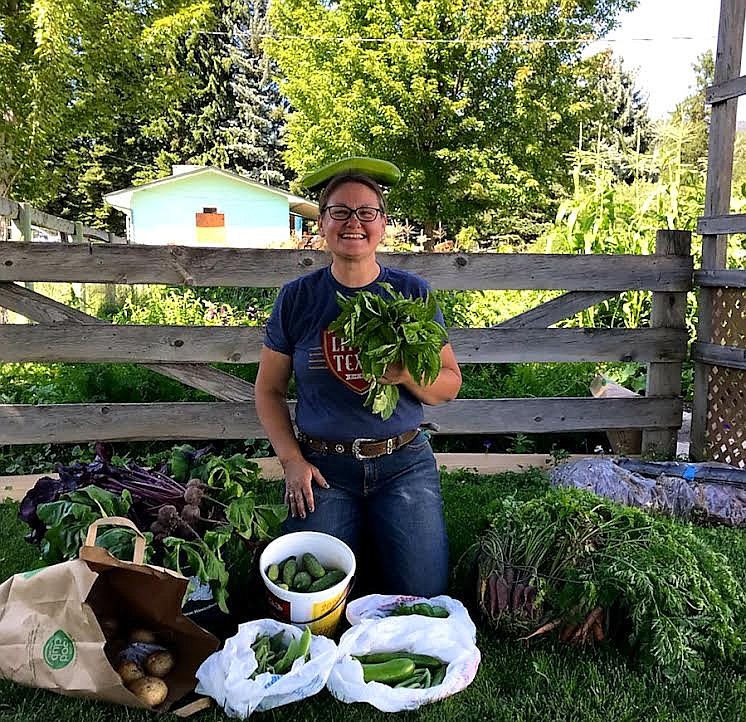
[103,166,318,219]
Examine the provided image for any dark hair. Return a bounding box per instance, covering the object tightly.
[318,173,387,215]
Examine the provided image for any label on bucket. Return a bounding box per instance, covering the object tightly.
[309,587,347,637]
[266,589,291,620]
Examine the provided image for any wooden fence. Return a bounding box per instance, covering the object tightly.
[690,0,746,468]
[0,197,691,456]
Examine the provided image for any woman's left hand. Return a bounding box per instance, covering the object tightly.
[378,361,413,386]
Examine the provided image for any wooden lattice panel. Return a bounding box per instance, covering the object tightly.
[705,365,746,468]
[710,288,746,346]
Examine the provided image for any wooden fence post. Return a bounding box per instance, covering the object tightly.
[642,230,691,458]
[690,0,746,460]
[19,203,35,309]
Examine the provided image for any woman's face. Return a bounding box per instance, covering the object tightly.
[318,181,386,262]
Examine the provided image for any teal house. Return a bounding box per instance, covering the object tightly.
[104,166,317,247]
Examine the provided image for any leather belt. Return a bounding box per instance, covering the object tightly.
[297,429,419,461]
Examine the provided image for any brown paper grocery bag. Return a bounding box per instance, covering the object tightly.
[0,516,219,712]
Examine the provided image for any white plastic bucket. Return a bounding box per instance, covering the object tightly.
[259,531,356,637]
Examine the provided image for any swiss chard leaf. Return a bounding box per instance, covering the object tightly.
[328,285,446,419]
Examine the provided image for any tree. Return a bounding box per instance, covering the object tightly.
[672,50,714,167]
[587,52,653,182]
[224,0,289,185]
[164,0,288,185]
[267,0,638,247]
[1,0,212,227]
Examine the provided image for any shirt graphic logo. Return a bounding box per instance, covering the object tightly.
[321,330,370,393]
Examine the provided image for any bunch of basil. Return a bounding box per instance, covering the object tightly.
[328,282,447,420]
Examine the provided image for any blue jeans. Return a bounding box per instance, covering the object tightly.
[282,430,449,598]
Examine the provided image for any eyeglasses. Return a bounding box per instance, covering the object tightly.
[323,205,384,222]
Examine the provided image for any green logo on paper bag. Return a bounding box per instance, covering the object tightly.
[43,630,75,669]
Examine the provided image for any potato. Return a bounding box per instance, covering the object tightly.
[128,676,168,707]
[116,660,144,685]
[129,628,157,644]
[145,650,175,678]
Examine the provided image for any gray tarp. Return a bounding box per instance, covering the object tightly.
[550,457,746,526]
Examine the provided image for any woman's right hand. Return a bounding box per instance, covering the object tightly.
[282,456,329,519]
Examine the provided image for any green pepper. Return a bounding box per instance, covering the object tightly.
[355,652,443,668]
[361,658,416,684]
[412,602,435,616]
[275,626,312,674]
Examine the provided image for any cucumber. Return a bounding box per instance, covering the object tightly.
[282,558,297,586]
[293,571,312,591]
[266,563,280,582]
[302,553,326,579]
[307,569,345,592]
[301,156,401,191]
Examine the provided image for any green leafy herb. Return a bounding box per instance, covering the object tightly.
[327,282,447,419]
[36,487,144,564]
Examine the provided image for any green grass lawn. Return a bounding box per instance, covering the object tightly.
[1,469,745,722]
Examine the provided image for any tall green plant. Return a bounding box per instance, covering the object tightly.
[540,119,705,330]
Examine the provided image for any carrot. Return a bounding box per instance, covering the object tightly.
[504,564,514,601]
[518,618,561,641]
[511,582,525,613]
[478,576,488,610]
[495,574,510,611]
[559,624,577,642]
[572,606,603,645]
[592,620,605,642]
[523,585,537,618]
[488,573,498,616]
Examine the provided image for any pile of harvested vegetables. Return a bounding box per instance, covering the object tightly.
[468,487,746,679]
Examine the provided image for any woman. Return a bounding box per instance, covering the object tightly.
[255,158,461,597]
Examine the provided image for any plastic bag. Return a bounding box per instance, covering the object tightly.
[551,457,746,526]
[345,594,477,643]
[327,616,480,712]
[195,619,337,718]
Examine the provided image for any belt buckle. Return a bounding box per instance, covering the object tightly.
[351,438,377,461]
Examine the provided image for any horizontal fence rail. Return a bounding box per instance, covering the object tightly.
[0,325,688,365]
[692,342,746,370]
[0,398,684,444]
[0,243,693,291]
[695,269,746,288]
[706,74,746,104]
[697,213,746,235]
[0,197,125,243]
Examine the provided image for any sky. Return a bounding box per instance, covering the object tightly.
[586,0,741,120]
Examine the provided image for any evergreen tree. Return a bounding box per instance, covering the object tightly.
[224,0,288,185]
[175,1,236,167]
[588,52,654,182]
[672,51,714,167]
[169,0,288,185]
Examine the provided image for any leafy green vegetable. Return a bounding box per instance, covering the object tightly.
[193,453,262,499]
[473,488,746,680]
[327,282,447,419]
[36,487,144,564]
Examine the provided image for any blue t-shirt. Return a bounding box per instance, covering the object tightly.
[264,264,446,441]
